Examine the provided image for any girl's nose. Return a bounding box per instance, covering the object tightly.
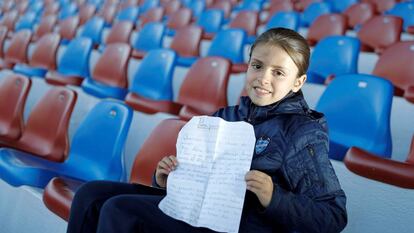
[257,70,271,85]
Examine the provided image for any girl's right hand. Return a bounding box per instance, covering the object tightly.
[155,155,178,188]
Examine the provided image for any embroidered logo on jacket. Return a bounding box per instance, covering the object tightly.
[255,136,270,154]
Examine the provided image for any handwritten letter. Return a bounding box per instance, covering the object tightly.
[158,116,255,232]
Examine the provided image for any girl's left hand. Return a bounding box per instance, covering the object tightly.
[245,170,274,208]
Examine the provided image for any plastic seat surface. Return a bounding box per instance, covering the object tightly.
[4,29,32,67]
[170,25,202,67]
[165,8,192,35]
[265,11,300,32]
[131,22,165,59]
[307,13,347,46]
[0,100,133,188]
[33,15,57,41]
[343,2,375,29]
[115,6,140,22]
[104,21,133,45]
[79,16,105,45]
[57,16,80,43]
[207,29,247,66]
[197,9,223,39]
[301,1,331,27]
[315,74,393,160]
[228,10,259,43]
[82,43,131,99]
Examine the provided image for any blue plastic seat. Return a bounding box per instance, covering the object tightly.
[115,6,140,22]
[131,22,165,59]
[315,74,393,161]
[207,28,247,73]
[330,0,358,13]
[45,37,93,86]
[82,43,131,99]
[307,35,360,84]
[58,2,78,20]
[188,0,206,19]
[125,49,177,113]
[196,9,224,40]
[0,100,133,188]
[301,1,331,27]
[386,2,414,32]
[265,11,300,32]
[140,0,160,14]
[79,16,105,46]
[14,12,37,32]
[232,0,263,13]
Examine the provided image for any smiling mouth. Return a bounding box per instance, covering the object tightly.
[254,86,271,95]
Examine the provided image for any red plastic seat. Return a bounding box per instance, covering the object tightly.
[104,21,133,44]
[357,15,403,54]
[209,0,232,20]
[166,7,192,31]
[170,25,202,58]
[344,134,414,189]
[42,2,59,17]
[264,0,294,23]
[29,33,61,71]
[12,87,77,162]
[307,14,347,46]
[372,41,414,98]
[43,118,186,221]
[163,0,181,17]
[362,0,396,13]
[0,26,8,63]
[33,15,57,41]
[57,16,80,42]
[294,0,318,12]
[0,74,31,144]
[229,10,259,37]
[137,7,164,29]
[2,29,32,69]
[97,3,117,25]
[343,2,375,29]
[0,10,18,32]
[79,4,97,25]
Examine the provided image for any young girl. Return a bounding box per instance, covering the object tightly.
[67,28,347,233]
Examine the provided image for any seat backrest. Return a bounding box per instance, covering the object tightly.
[370,0,396,13]
[5,29,32,64]
[178,56,230,114]
[105,21,133,44]
[207,29,247,64]
[0,10,18,31]
[80,16,105,45]
[343,2,375,29]
[188,0,205,19]
[196,9,223,34]
[132,22,165,52]
[316,74,393,159]
[115,6,140,22]
[62,100,133,181]
[57,37,93,78]
[129,48,176,100]
[0,74,31,142]
[170,25,202,57]
[97,3,117,25]
[266,11,300,32]
[357,15,403,53]
[14,12,37,32]
[42,2,59,17]
[0,26,8,58]
[130,119,186,185]
[78,4,96,25]
[372,41,414,96]
[267,0,294,21]
[308,35,360,80]
[164,0,181,17]
[331,0,358,13]
[140,0,160,14]
[386,2,414,31]
[301,1,331,27]
[57,16,80,41]
[139,6,164,27]
[17,87,77,162]
[166,7,192,30]
[92,43,131,88]
[229,10,259,36]
[307,13,347,46]
[58,2,78,20]
[34,15,57,40]
[209,0,231,19]
[29,33,61,70]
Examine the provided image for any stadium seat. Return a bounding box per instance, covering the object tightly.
[207,29,247,73]
[386,1,414,32]
[344,134,414,189]
[42,118,185,221]
[165,7,192,36]
[140,0,160,14]
[57,16,80,44]
[264,0,294,23]
[372,41,414,98]
[97,3,117,26]
[78,4,96,25]
[6,87,77,162]
[343,2,375,30]
[79,16,105,46]
[330,0,358,13]
[13,33,61,78]
[82,43,131,99]
[188,0,206,19]
[228,10,259,43]
[14,12,36,32]
[170,25,202,67]
[197,9,224,40]
[357,15,403,54]
[103,21,133,45]
[125,49,177,113]
[265,11,300,32]
[307,13,347,46]
[0,10,18,32]
[131,22,165,59]
[307,36,360,84]
[0,26,8,67]
[0,100,133,187]
[163,0,181,18]
[2,29,32,69]
[42,2,60,18]
[33,15,57,41]
[45,37,93,86]
[366,0,396,13]
[315,74,393,161]
[115,6,140,22]
[209,0,231,23]
[137,6,164,29]
[301,1,331,27]
[58,2,78,20]
[0,75,31,144]
[294,0,319,12]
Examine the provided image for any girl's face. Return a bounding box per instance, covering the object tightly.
[245,44,306,106]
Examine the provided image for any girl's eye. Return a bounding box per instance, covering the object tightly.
[251,63,262,69]
[273,70,285,77]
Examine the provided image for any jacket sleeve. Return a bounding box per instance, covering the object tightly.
[261,127,347,233]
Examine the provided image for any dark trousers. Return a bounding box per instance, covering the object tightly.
[66,180,218,233]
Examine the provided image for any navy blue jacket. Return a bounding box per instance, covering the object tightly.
[213,91,347,233]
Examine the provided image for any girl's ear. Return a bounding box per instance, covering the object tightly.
[292,74,307,92]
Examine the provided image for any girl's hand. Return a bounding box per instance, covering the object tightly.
[155,155,178,188]
[245,170,274,208]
